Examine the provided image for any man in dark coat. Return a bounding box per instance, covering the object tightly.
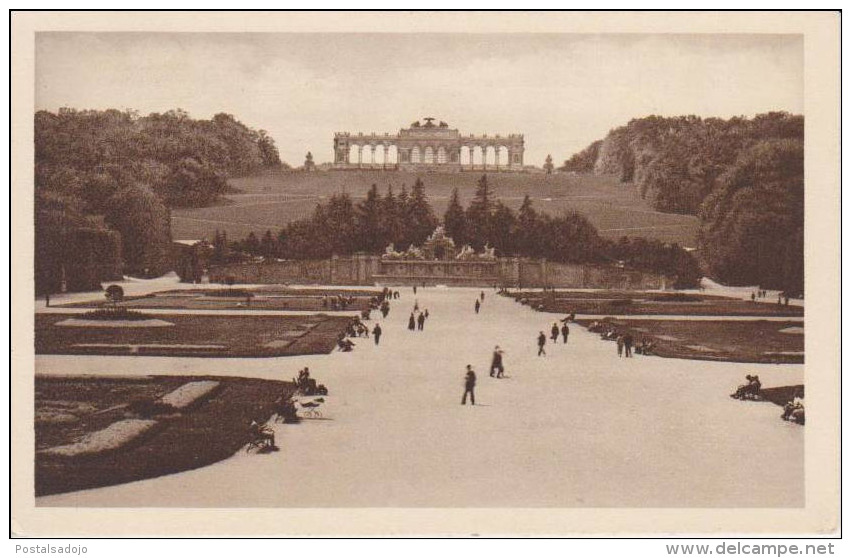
[372,323,382,345]
[537,331,547,356]
[623,333,633,358]
[474,299,481,314]
[408,313,416,331]
[417,312,426,331]
[561,323,570,344]
[551,323,559,343]
[462,365,477,405]
[490,346,505,378]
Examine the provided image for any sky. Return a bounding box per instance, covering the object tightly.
[36,32,803,166]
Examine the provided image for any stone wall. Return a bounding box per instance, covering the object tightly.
[209,256,667,290]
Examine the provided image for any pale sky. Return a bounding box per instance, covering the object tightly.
[36,33,803,166]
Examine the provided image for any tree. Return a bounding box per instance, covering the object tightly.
[405,178,439,247]
[105,284,125,310]
[465,175,494,249]
[380,185,403,248]
[260,230,277,258]
[104,183,171,276]
[356,184,384,253]
[303,151,315,171]
[543,154,554,174]
[443,187,467,246]
[698,138,803,288]
[244,232,260,255]
[516,194,541,257]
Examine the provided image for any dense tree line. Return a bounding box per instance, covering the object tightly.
[34,108,283,290]
[560,140,602,173]
[563,112,804,290]
[582,112,802,215]
[224,175,700,286]
[698,139,803,292]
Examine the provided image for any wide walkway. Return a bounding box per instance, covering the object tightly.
[36,287,803,507]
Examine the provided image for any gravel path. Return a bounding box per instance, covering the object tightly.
[37,287,803,508]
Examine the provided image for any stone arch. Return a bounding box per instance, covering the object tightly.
[348,143,360,165]
[472,145,484,166]
[460,145,472,165]
[385,145,398,165]
[361,144,373,165]
[373,144,386,165]
[485,145,497,167]
[411,146,421,164]
[437,146,447,164]
[424,146,435,164]
[498,146,509,168]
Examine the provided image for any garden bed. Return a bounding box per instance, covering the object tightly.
[35,375,293,496]
[576,318,804,364]
[504,290,803,317]
[36,313,355,357]
[56,287,383,313]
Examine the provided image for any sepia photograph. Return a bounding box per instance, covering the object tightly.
[10,10,840,537]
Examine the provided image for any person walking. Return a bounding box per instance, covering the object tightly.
[561,323,570,344]
[424,309,429,320]
[408,313,416,331]
[490,346,505,378]
[372,323,382,345]
[413,285,417,295]
[462,365,477,405]
[551,323,559,343]
[537,331,547,356]
[616,334,625,358]
[623,333,633,358]
[475,299,481,314]
[414,300,419,312]
[480,291,485,302]
[417,311,426,331]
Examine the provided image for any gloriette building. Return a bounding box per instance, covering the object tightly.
[333,117,524,171]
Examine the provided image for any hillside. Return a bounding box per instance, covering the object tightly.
[171,169,699,247]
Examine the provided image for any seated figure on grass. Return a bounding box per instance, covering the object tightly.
[337,334,355,352]
[249,419,275,447]
[781,391,805,424]
[731,374,762,400]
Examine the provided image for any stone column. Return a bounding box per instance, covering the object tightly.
[370,145,376,165]
[357,145,363,168]
[495,147,500,170]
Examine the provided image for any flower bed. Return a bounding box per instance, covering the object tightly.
[158,381,221,410]
[41,419,157,457]
[80,308,154,321]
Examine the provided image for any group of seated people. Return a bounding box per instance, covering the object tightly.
[781,391,805,424]
[589,321,617,339]
[634,338,655,355]
[248,419,275,447]
[294,367,328,395]
[321,294,357,310]
[730,374,762,400]
[337,333,356,352]
[343,316,369,341]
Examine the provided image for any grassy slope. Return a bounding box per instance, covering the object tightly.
[171,169,699,246]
